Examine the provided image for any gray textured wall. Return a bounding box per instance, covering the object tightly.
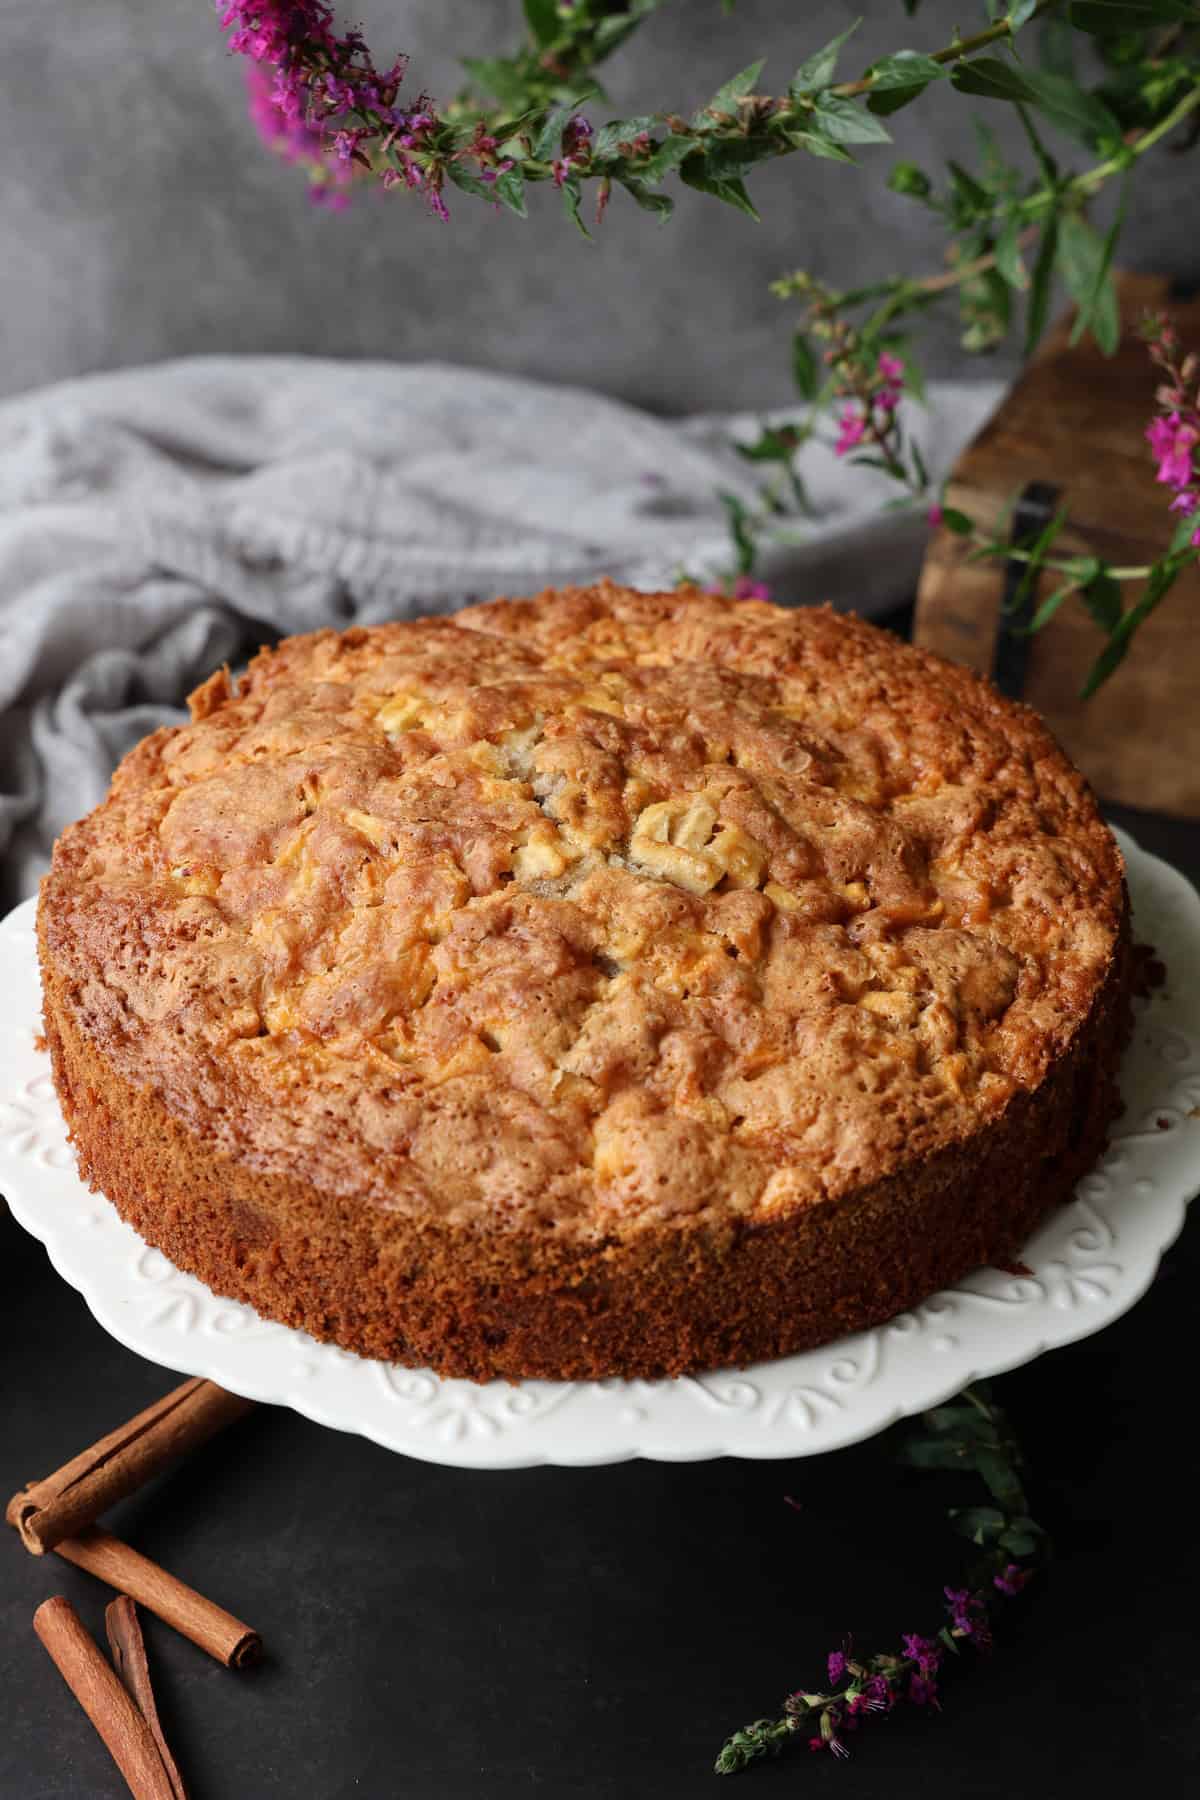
[1,1,1195,413]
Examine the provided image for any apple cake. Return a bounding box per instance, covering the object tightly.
[37,584,1131,1380]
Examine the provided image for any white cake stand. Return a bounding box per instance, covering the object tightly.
[3,826,1198,1469]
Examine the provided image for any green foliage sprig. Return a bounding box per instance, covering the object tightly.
[715,1383,1047,1775]
[221,2,1200,678]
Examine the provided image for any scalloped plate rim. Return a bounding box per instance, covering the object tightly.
[2,823,1198,1468]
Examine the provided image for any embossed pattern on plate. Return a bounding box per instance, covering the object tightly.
[2,828,1198,1468]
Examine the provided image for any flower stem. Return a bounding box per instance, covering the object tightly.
[1073,80,1200,194]
[842,78,1200,337]
[831,2,1063,101]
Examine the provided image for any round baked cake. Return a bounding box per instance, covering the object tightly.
[38,584,1131,1381]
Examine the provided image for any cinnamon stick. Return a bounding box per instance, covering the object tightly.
[56,1527,262,1669]
[6,1378,253,1555]
[106,1597,189,1800]
[33,1596,178,1800]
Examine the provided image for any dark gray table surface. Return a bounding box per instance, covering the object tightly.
[2,802,1197,1800]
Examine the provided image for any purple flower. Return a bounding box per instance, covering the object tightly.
[944,1585,993,1653]
[908,1673,941,1709]
[827,1650,847,1686]
[863,1675,894,1713]
[944,1587,973,1630]
[834,404,867,456]
[1147,411,1198,489]
[480,157,516,188]
[993,1563,1029,1598]
[901,1632,942,1677]
[221,0,457,218]
[563,114,594,156]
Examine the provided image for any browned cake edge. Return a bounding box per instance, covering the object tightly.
[37,897,1132,1384]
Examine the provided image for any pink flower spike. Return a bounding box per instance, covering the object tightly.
[1147,412,1199,489]
[834,405,867,457]
[1146,413,1178,456]
[877,351,905,383]
[1169,488,1199,514]
[927,502,943,528]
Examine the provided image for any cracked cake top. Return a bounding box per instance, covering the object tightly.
[41,584,1126,1239]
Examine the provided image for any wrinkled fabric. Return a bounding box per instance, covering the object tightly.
[0,356,1001,904]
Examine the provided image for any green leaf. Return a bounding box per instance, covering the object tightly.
[865,50,946,115]
[787,129,856,162]
[493,166,528,218]
[694,60,765,126]
[560,174,588,237]
[1058,213,1120,353]
[1025,216,1060,356]
[1169,505,1200,553]
[1015,103,1060,187]
[679,160,760,219]
[444,163,496,201]
[591,116,657,160]
[812,94,893,143]
[1069,1,1200,31]
[995,216,1029,290]
[1010,505,1070,613]
[867,50,945,90]
[949,1505,1007,1546]
[1080,568,1124,630]
[532,105,569,163]
[702,136,779,178]
[638,133,696,182]
[888,160,933,198]
[616,176,674,219]
[899,1438,970,1470]
[460,57,536,114]
[789,22,860,97]
[1021,70,1123,148]
[591,0,668,57]
[951,57,1040,104]
[1071,176,1126,355]
[736,426,798,464]
[850,453,903,473]
[522,0,560,49]
[947,159,991,216]
[941,507,974,535]
[869,81,932,117]
[1081,562,1183,695]
[530,86,600,161]
[792,333,819,400]
[910,435,930,487]
[1024,578,1080,631]
[1010,0,1042,23]
[720,491,757,574]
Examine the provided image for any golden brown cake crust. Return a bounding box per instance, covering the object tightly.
[37,585,1131,1380]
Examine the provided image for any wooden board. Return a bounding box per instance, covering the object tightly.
[914,272,1200,818]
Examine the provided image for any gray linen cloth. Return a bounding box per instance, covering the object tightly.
[0,357,1001,908]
